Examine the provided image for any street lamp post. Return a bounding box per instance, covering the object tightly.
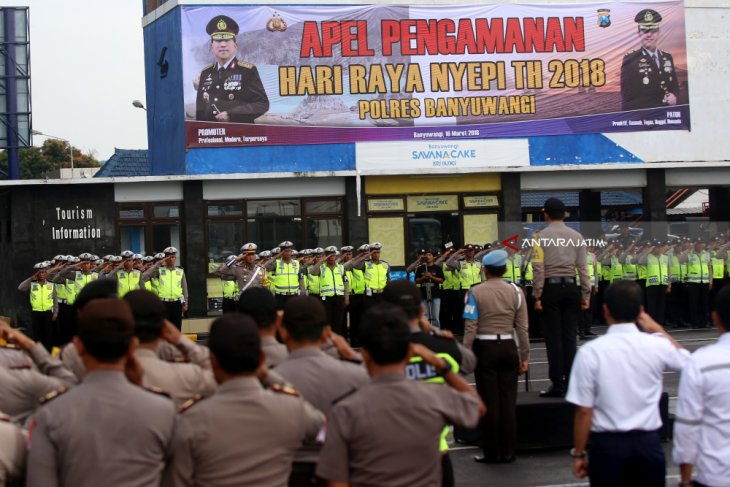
[132,100,147,111]
[31,130,73,171]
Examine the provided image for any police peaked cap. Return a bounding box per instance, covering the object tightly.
[206,15,239,40]
[635,9,662,30]
[240,243,258,254]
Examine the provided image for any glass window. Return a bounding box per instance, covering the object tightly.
[248,218,302,251]
[305,199,341,214]
[207,204,242,217]
[208,221,243,262]
[120,226,146,254]
[305,218,342,248]
[153,205,180,218]
[247,199,300,217]
[152,224,181,258]
[119,208,145,219]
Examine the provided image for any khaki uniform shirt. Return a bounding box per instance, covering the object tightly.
[0,346,34,369]
[163,376,324,487]
[135,348,216,407]
[214,262,265,291]
[463,278,530,361]
[531,221,591,300]
[316,372,481,487]
[0,415,26,486]
[27,371,176,487]
[275,348,369,462]
[262,335,288,368]
[0,344,78,422]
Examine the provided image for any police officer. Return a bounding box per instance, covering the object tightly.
[681,238,712,328]
[638,239,671,325]
[446,244,482,335]
[436,247,461,334]
[163,314,325,486]
[345,242,390,310]
[265,241,306,309]
[307,246,349,335]
[532,198,591,398]
[141,247,189,329]
[345,245,367,345]
[18,261,57,349]
[620,9,679,111]
[195,15,270,123]
[50,253,99,339]
[464,250,529,464]
[27,299,177,487]
[0,411,25,485]
[105,250,143,298]
[237,287,288,368]
[214,243,266,308]
[304,248,324,298]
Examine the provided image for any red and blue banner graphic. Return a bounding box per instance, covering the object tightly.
[182,2,689,148]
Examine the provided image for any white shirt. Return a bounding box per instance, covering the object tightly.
[673,333,730,487]
[566,323,689,432]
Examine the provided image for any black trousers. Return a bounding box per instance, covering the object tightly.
[541,281,580,386]
[451,290,467,336]
[31,311,54,350]
[441,453,454,487]
[687,283,710,328]
[645,285,668,325]
[473,339,519,459]
[588,430,665,487]
[56,303,75,345]
[347,294,365,346]
[164,301,183,330]
[710,278,726,314]
[222,297,237,314]
[275,293,297,311]
[594,281,609,325]
[525,286,542,339]
[288,462,326,487]
[321,295,345,335]
[579,292,595,335]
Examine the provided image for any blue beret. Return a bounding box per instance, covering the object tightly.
[482,249,508,267]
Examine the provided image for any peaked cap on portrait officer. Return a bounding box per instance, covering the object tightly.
[206,15,239,40]
[634,9,662,31]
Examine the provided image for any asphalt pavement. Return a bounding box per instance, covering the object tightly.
[449,325,720,487]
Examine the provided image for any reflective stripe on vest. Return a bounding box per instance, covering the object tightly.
[623,255,637,280]
[55,281,67,301]
[74,272,98,294]
[222,279,239,299]
[30,282,54,312]
[646,254,669,286]
[503,255,522,284]
[117,270,141,298]
[523,262,534,286]
[610,256,624,281]
[273,260,301,294]
[711,257,725,279]
[459,261,481,289]
[66,278,77,305]
[158,268,184,299]
[320,264,345,296]
[348,268,365,295]
[364,262,389,291]
[441,264,459,290]
[686,252,710,284]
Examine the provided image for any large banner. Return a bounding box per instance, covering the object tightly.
[182,2,689,148]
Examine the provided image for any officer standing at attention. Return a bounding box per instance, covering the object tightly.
[316,304,485,487]
[265,241,306,309]
[620,9,679,111]
[163,314,325,487]
[304,248,324,298]
[673,285,730,487]
[142,247,189,329]
[446,244,482,335]
[307,246,349,335]
[532,198,591,397]
[105,250,143,298]
[27,299,177,487]
[344,244,367,345]
[50,253,99,339]
[680,238,713,328]
[463,250,529,464]
[214,243,266,310]
[345,242,390,310]
[275,296,369,487]
[638,240,671,325]
[18,261,57,350]
[219,256,240,314]
[195,15,270,123]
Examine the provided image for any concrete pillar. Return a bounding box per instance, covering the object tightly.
[346,176,368,245]
[642,169,667,239]
[182,181,207,317]
[579,190,602,238]
[501,172,522,239]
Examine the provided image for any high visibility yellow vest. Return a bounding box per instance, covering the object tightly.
[65,278,78,305]
[406,353,460,452]
[523,262,534,286]
[686,252,710,284]
[348,268,365,295]
[221,279,239,299]
[577,254,597,287]
[646,254,669,286]
[158,267,184,299]
[623,255,637,280]
[272,259,301,294]
[441,264,460,290]
[144,280,154,293]
[669,254,681,283]
[117,270,141,298]
[459,261,482,289]
[503,255,522,284]
[320,264,346,297]
[306,269,321,295]
[601,260,612,282]
[711,254,725,279]
[610,256,624,281]
[30,282,54,312]
[364,261,389,291]
[595,261,602,283]
[73,271,98,297]
[55,281,68,301]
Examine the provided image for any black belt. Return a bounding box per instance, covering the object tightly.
[546,277,576,284]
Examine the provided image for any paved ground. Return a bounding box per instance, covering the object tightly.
[449,325,719,487]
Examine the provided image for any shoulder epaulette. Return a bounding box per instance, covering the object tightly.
[144,386,172,399]
[238,61,254,69]
[39,387,68,405]
[271,383,300,397]
[10,365,31,370]
[202,63,214,71]
[0,341,20,350]
[178,394,203,414]
[332,387,358,405]
[0,411,10,422]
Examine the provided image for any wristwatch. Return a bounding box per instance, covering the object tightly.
[570,448,586,459]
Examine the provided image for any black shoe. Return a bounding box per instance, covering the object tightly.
[474,455,504,464]
[501,456,516,464]
[540,385,565,398]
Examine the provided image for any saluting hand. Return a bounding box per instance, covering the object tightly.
[161,320,182,344]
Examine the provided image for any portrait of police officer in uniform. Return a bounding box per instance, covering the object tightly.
[620,9,679,111]
[195,15,270,123]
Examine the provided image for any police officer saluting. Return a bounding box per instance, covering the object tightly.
[345,242,390,310]
[265,241,306,309]
[307,246,349,335]
[142,247,188,329]
[195,15,270,123]
[105,250,143,298]
[214,243,266,312]
[18,261,57,350]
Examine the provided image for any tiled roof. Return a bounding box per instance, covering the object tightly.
[521,191,642,208]
[95,149,150,178]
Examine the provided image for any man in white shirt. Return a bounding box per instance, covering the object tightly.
[674,285,730,487]
[567,280,689,487]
